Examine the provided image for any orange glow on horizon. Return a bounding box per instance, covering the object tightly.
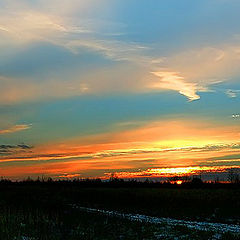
[103,165,239,179]
[0,120,240,179]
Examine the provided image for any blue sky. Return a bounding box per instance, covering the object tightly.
[0,0,240,179]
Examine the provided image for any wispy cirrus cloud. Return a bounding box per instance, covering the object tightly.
[226,89,240,98]
[148,46,240,101]
[1,0,240,104]
[150,71,202,101]
[0,124,32,135]
[93,143,240,159]
[1,142,239,164]
[0,118,240,165]
[0,119,240,179]
[0,0,100,45]
[66,39,149,62]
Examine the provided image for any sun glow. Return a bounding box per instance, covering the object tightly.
[176,180,183,185]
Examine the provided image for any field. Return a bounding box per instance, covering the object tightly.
[0,181,240,239]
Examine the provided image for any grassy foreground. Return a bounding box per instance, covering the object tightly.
[0,181,240,239]
[0,208,239,240]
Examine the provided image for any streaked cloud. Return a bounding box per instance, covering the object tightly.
[0,144,31,150]
[93,143,240,159]
[0,119,240,178]
[0,144,32,155]
[207,154,240,161]
[66,39,149,62]
[1,142,239,164]
[103,165,239,179]
[0,1,99,45]
[226,89,240,98]
[1,1,240,103]
[149,46,240,100]
[150,71,202,101]
[0,124,32,135]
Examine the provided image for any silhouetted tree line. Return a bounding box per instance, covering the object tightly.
[0,176,240,188]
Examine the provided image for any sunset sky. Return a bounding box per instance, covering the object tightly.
[0,0,240,180]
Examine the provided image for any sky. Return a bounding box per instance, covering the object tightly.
[0,0,240,180]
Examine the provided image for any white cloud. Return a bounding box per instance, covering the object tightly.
[226,89,240,98]
[150,71,201,101]
[148,46,240,100]
[232,114,240,118]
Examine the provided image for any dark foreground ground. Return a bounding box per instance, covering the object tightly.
[0,180,240,239]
